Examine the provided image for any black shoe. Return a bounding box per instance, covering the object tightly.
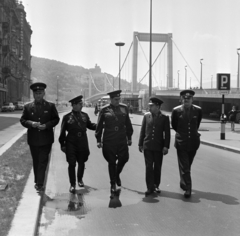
[180,182,187,191]
[36,185,44,192]
[110,184,116,193]
[34,184,38,190]
[154,187,161,194]
[184,189,191,198]
[69,185,76,194]
[78,180,84,187]
[145,189,154,196]
[116,176,121,187]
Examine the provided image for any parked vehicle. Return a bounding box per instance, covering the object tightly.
[14,101,24,110]
[1,102,15,112]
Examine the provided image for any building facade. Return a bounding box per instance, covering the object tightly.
[0,0,32,107]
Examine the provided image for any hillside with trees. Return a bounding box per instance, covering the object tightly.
[31,56,148,102]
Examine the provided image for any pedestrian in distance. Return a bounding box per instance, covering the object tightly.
[95,90,133,194]
[20,82,60,192]
[94,103,99,116]
[59,95,96,194]
[228,106,239,131]
[138,97,170,196]
[171,89,202,198]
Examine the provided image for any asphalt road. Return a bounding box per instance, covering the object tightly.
[37,108,240,236]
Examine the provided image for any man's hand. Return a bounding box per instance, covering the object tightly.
[32,122,40,128]
[127,140,132,146]
[38,124,46,130]
[61,146,66,153]
[162,147,168,155]
[139,146,143,153]
[97,142,103,148]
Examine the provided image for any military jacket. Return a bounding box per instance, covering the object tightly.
[95,103,133,144]
[20,100,60,146]
[171,104,202,151]
[59,110,96,149]
[138,111,170,151]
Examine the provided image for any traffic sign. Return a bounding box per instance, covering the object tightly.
[217,73,230,90]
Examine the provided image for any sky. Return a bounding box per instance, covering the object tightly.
[21,0,240,90]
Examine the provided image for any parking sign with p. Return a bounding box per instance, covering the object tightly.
[217,73,230,90]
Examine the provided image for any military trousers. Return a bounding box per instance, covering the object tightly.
[144,150,163,191]
[29,144,52,186]
[177,149,197,190]
[102,142,129,185]
[66,141,89,186]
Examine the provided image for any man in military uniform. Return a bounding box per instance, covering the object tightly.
[138,97,170,196]
[95,90,133,193]
[171,90,202,198]
[59,95,96,193]
[20,82,60,192]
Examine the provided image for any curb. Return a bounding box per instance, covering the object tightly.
[200,140,240,154]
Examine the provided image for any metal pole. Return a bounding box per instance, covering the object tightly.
[149,0,152,97]
[211,75,213,89]
[115,42,125,90]
[237,48,240,90]
[57,76,59,106]
[119,46,121,90]
[220,94,225,140]
[200,58,203,89]
[177,70,180,89]
[185,66,187,89]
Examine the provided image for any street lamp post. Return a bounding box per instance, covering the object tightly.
[237,48,240,90]
[211,75,213,89]
[185,66,187,89]
[200,58,203,89]
[149,0,153,97]
[115,42,125,90]
[177,70,180,89]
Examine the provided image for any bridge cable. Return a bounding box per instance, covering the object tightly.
[171,38,208,94]
[136,36,159,88]
[115,41,133,79]
[139,42,167,87]
[104,73,114,90]
[88,72,103,93]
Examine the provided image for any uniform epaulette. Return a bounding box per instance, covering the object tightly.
[161,112,168,117]
[173,105,182,110]
[192,104,202,109]
[144,111,151,116]
[119,103,127,107]
[101,104,110,110]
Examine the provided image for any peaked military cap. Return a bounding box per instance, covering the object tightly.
[180,89,195,98]
[148,97,163,106]
[107,90,122,98]
[69,95,83,104]
[30,82,46,91]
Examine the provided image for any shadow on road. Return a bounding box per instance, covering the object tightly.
[160,189,239,205]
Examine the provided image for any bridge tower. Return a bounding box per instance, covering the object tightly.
[132,32,173,92]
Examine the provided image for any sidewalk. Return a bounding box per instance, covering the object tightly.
[3,113,240,236]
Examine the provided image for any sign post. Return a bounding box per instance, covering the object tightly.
[217,73,230,140]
